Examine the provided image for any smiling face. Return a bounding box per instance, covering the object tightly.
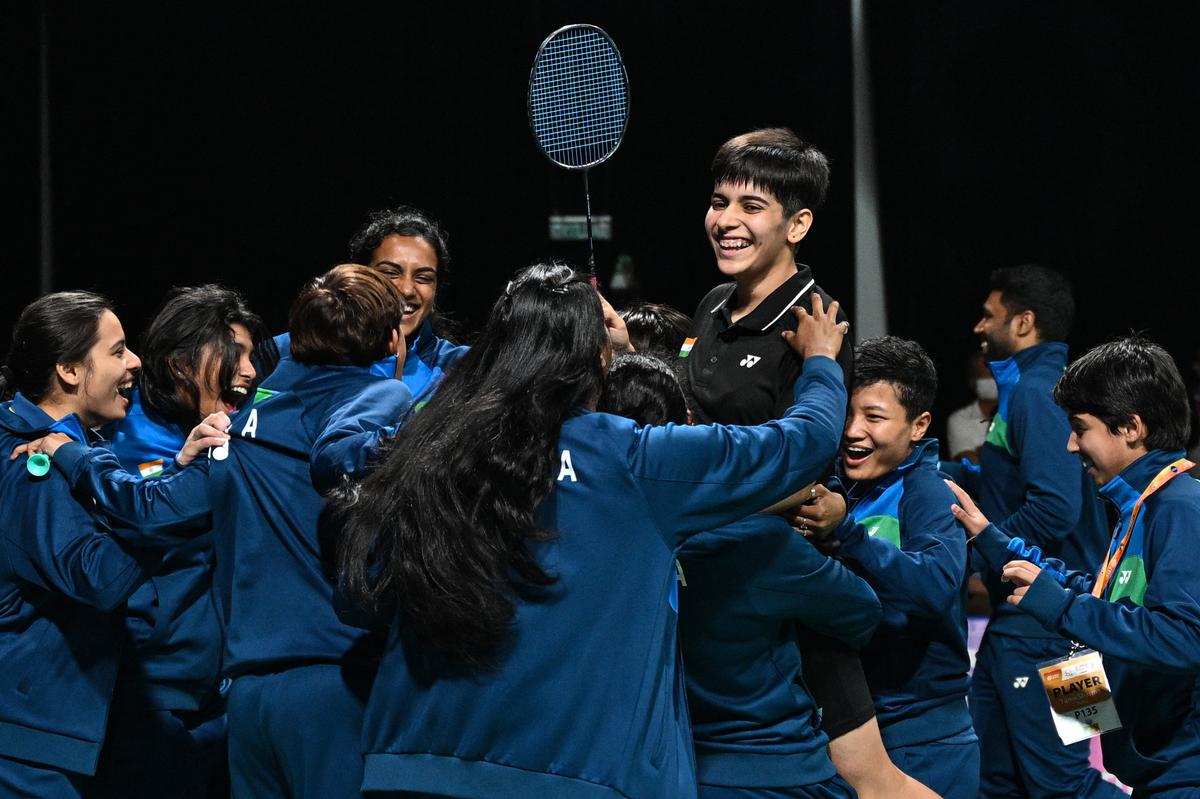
[841,381,931,482]
[705,181,810,286]
[52,310,141,427]
[369,234,439,339]
[1067,412,1148,486]
[195,323,256,419]
[973,290,1020,360]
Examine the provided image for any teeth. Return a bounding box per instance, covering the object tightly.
[846,446,872,457]
[719,240,750,250]
[402,304,417,314]
[230,386,248,396]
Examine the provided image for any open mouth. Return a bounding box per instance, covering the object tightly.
[1079,454,1096,471]
[843,444,873,468]
[716,237,751,253]
[117,380,135,402]
[221,385,250,413]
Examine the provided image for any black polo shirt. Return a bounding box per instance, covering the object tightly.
[683,265,853,426]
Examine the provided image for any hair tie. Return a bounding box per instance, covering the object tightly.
[545,273,591,295]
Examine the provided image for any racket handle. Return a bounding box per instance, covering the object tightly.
[584,169,596,276]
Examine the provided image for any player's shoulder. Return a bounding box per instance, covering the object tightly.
[1150,475,1200,518]
[1008,366,1060,409]
[901,462,958,513]
[564,409,637,440]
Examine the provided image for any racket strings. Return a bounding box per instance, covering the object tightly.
[529,26,628,169]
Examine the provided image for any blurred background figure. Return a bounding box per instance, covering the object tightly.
[946,350,997,464]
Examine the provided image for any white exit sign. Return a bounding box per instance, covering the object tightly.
[549,215,612,241]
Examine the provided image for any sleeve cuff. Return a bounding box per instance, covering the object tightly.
[832,514,864,547]
[50,441,89,486]
[1017,568,1074,631]
[972,523,1014,569]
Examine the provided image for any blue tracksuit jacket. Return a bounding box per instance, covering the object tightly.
[104,389,221,711]
[830,439,973,747]
[272,317,468,402]
[977,449,1200,794]
[359,355,847,799]
[678,513,881,789]
[207,360,413,676]
[973,342,1111,637]
[0,395,156,775]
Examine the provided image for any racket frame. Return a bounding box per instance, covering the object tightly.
[527,23,630,172]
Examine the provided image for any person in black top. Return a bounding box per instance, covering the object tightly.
[683,127,938,799]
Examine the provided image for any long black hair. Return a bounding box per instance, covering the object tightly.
[138,285,277,430]
[0,291,114,403]
[337,262,605,666]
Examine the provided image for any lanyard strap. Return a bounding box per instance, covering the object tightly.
[1092,457,1195,598]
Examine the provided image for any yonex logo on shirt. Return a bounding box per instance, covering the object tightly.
[1118,570,1132,585]
[1013,676,1030,688]
[739,355,761,368]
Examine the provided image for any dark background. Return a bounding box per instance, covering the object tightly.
[4,2,1199,439]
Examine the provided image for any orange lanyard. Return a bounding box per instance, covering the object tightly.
[1092,457,1194,598]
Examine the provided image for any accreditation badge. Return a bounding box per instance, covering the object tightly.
[1037,649,1122,745]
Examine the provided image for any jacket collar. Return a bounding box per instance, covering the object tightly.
[711,265,816,332]
[988,341,1068,387]
[263,358,372,391]
[408,318,437,359]
[1098,448,1189,514]
[4,392,90,443]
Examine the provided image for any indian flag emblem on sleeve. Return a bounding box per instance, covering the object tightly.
[679,337,698,358]
[138,458,165,478]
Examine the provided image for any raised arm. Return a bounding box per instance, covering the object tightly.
[835,474,966,626]
[633,297,848,543]
[47,442,212,541]
[746,523,881,650]
[1008,499,1200,674]
[310,378,413,491]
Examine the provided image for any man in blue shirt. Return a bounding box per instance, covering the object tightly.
[963,265,1122,798]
